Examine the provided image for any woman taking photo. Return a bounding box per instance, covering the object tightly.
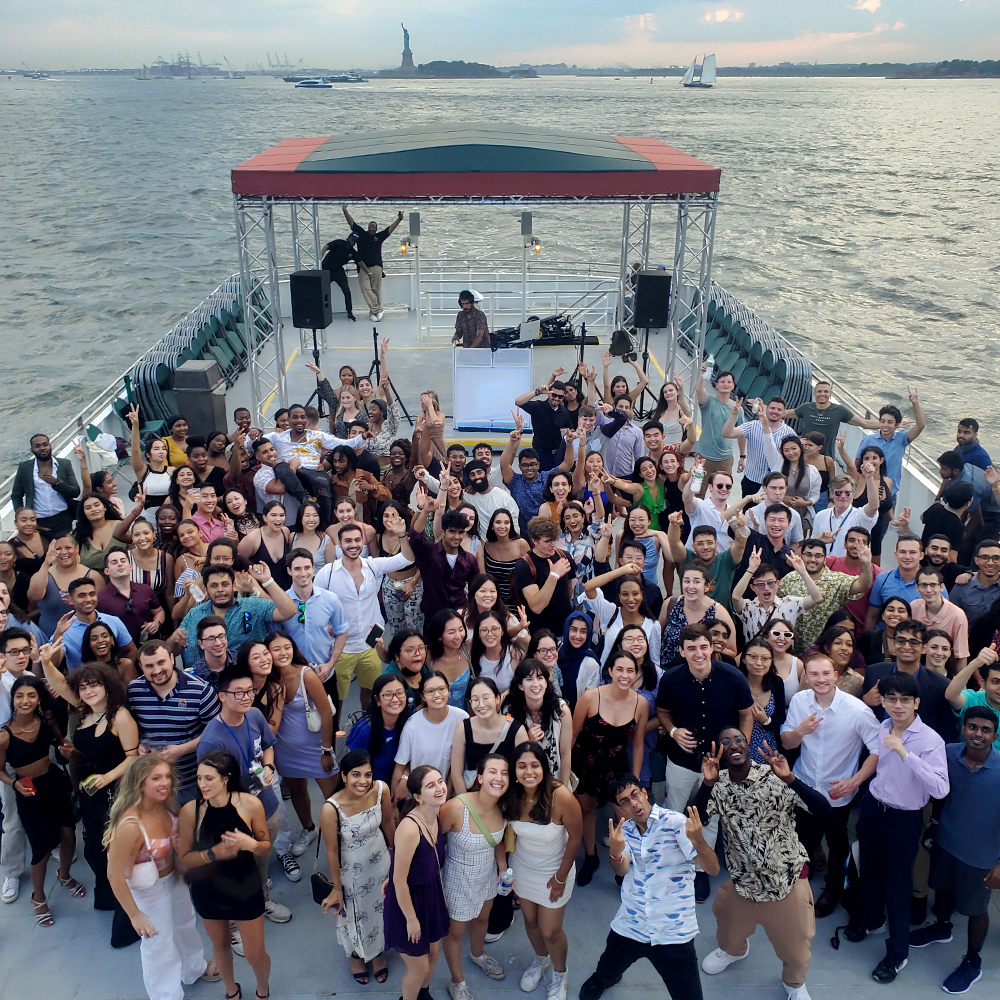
[75,491,126,579]
[859,595,912,665]
[178,750,271,1000]
[223,489,263,541]
[739,638,786,764]
[378,629,432,709]
[167,465,200,520]
[503,660,573,785]
[481,509,529,606]
[321,749,396,985]
[383,765,450,1000]
[238,501,293,592]
[27,534,103,637]
[0,675,83,927]
[658,564,737,668]
[554,612,600,712]
[266,630,337,855]
[377,500,423,641]
[346,673,412,783]
[583,562,663,669]
[469,611,523,694]
[570,652,647,886]
[170,520,208,623]
[761,618,803,704]
[506,743,583,999]
[106,754,218,1000]
[290,501,335,573]
[440,754,511,992]
[39,649,139,931]
[425,609,473,709]
[451,677,527,794]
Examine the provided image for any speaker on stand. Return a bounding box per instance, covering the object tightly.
[631,270,672,418]
[290,269,333,417]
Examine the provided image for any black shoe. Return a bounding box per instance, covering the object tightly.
[943,953,983,994]
[810,846,828,875]
[910,895,928,925]
[844,920,885,944]
[417,988,435,1000]
[579,974,607,1000]
[577,853,600,886]
[814,889,840,919]
[910,921,953,948]
[694,871,711,903]
[872,956,907,984]
[347,312,357,321]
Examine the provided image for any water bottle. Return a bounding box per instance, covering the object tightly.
[497,868,515,896]
[704,353,715,378]
[690,465,705,495]
[189,580,206,603]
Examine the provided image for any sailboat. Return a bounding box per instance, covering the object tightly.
[681,53,716,88]
[135,64,151,81]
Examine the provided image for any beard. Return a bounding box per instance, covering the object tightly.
[468,478,489,494]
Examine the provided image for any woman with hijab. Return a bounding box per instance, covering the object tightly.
[555,612,600,713]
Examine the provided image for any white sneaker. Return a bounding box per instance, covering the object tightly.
[264,899,292,923]
[448,981,475,1000]
[520,956,551,992]
[701,943,749,975]
[369,311,377,321]
[470,951,505,980]
[290,826,317,857]
[784,983,812,1000]
[230,925,244,957]
[546,970,568,1000]
[484,930,505,943]
[376,310,385,321]
[1,877,20,903]
[277,852,302,881]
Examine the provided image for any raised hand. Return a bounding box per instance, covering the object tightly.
[248,562,272,583]
[73,440,86,462]
[668,510,685,526]
[907,386,920,405]
[684,806,705,842]
[608,816,627,859]
[602,350,613,368]
[747,546,762,573]
[304,361,322,376]
[759,741,793,782]
[516,605,529,631]
[836,432,846,451]
[797,712,821,737]
[855,538,872,564]
[785,550,806,574]
[621,561,643,577]
[985,466,1000,489]
[702,742,722,783]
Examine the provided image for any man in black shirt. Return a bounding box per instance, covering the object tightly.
[321,234,367,321]
[513,516,576,633]
[918,482,973,553]
[514,381,572,472]
[342,204,404,320]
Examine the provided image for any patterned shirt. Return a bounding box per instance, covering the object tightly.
[181,597,278,667]
[507,473,547,536]
[707,764,810,902]
[610,805,699,946]
[778,567,854,653]
[736,595,808,642]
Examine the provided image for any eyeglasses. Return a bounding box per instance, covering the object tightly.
[752,580,777,589]
[719,734,748,746]
[894,636,923,646]
[5,647,31,657]
[536,646,558,655]
[380,691,406,702]
[977,554,1000,562]
[222,689,255,700]
[480,626,503,635]
[202,634,227,644]
[768,631,794,639]
[297,602,306,624]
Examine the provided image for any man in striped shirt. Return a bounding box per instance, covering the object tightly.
[720,396,797,497]
[127,640,219,802]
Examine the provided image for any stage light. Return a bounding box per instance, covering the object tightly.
[532,240,542,253]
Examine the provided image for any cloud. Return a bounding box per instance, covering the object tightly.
[702,8,745,23]
[623,13,658,35]
[852,0,882,12]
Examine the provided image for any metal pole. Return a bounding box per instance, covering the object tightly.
[234,196,260,424]
[521,241,527,324]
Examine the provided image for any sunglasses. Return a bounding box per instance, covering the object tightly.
[832,489,853,498]
[297,602,306,624]
[243,610,253,635]
[768,631,794,639]
[713,483,733,491]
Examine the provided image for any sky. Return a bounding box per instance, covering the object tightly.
[3,0,996,70]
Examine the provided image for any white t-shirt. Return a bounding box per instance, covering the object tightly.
[687,498,732,551]
[394,706,469,781]
[253,465,299,522]
[812,505,878,558]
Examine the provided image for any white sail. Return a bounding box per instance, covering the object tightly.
[701,54,717,86]
[681,58,696,86]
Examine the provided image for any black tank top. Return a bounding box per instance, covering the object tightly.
[253,533,292,590]
[73,721,126,781]
[2,715,57,769]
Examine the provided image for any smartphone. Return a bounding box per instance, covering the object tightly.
[19,777,36,796]
[365,624,384,648]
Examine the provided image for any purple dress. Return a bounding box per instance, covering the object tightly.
[383,825,449,957]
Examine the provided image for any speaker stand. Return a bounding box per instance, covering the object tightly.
[366,325,414,427]
[635,325,662,420]
[308,328,326,418]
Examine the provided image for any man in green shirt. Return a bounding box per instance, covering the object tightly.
[946,644,1000,726]
[784,381,879,457]
[666,509,748,613]
[695,369,745,495]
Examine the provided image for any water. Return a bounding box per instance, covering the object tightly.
[2,74,998,473]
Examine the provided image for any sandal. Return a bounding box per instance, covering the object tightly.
[351,956,370,985]
[31,894,54,927]
[373,957,389,984]
[226,987,242,1000]
[56,873,87,898]
[201,962,221,982]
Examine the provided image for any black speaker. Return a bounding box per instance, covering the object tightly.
[290,270,333,329]
[633,270,672,329]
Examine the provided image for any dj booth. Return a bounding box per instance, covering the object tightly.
[452,341,535,433]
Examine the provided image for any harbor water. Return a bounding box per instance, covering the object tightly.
[1,74,998,470]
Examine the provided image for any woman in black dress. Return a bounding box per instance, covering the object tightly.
[178,750,271,1000]
[0,675,83,927]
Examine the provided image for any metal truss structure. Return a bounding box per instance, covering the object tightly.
[234,191,717,426]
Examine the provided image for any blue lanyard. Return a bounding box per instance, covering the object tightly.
[219,717,252,772]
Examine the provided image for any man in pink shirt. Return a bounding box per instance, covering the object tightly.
[826,525,883,628]
[910,567,969,670]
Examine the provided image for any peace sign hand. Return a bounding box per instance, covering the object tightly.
[684,806,705,843]
[608,816,627,859]
[747,546,762,573]
[759,741,793,783]
[702,742,722,784]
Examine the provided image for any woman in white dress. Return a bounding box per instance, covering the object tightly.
[320,750,397,985]
[506,743,582,1000]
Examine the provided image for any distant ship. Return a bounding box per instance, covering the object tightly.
[287,73,367,84]
[295,78,333,89]
[681,54,716,88]
[135,64,151,81]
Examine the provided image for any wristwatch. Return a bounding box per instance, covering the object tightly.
[206,847,216,863]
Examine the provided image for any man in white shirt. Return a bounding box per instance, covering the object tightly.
[314,511,413,710]
[729,472,804,548]
[781,652,881,918]
[252,437,300,523]
[419,463,520,541]
[812,468,881,558]
[683,464,736,552]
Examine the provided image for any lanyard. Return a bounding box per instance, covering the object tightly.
[219,717,253,772]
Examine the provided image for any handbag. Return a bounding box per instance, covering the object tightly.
[503,824,517,854]
[124,819,159,891]
[457,794,500,849]
[310,812,337,906]
[300,666,322,733]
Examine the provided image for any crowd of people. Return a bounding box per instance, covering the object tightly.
[2,352,1000,1000]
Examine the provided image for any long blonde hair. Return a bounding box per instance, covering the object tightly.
[102,753,177,848]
